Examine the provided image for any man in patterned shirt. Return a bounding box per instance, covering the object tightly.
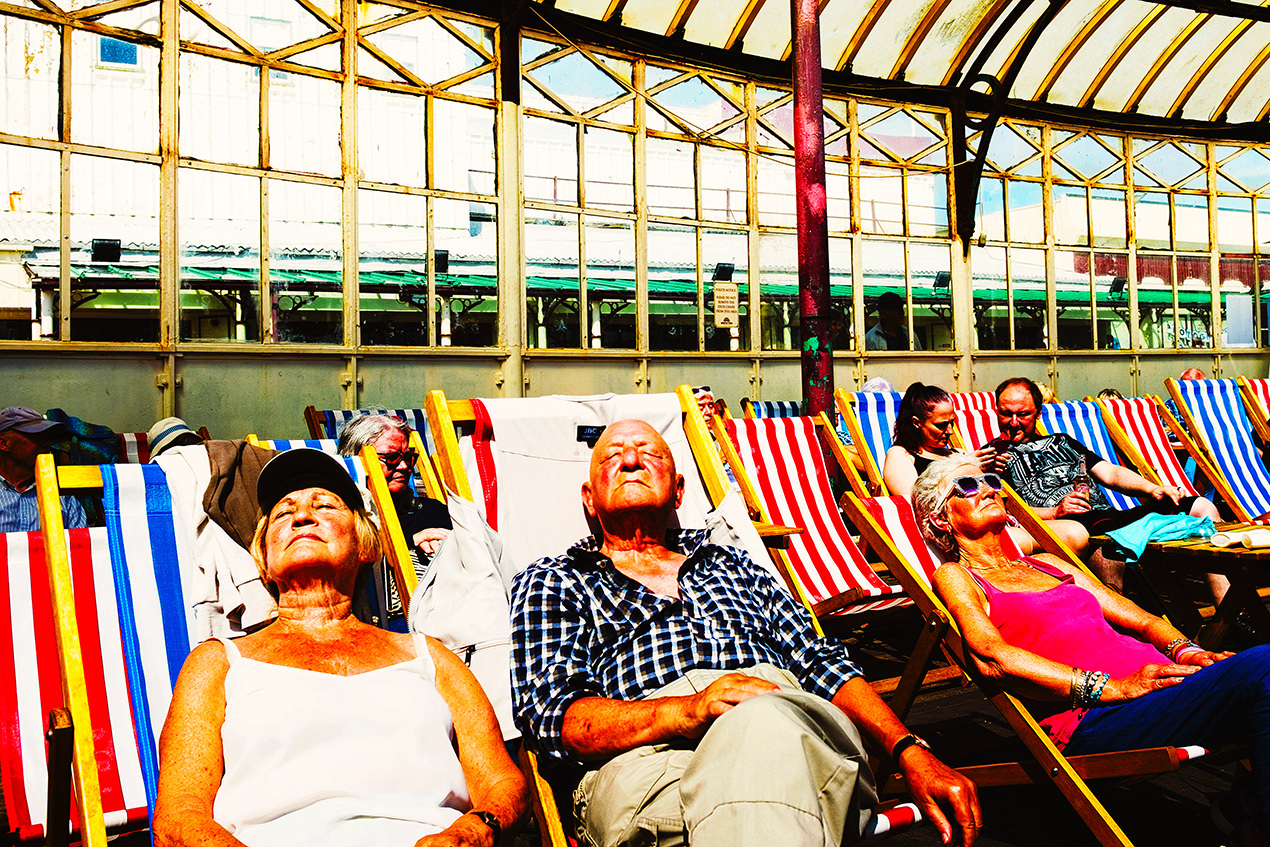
[0,406,87,533]
[511,419,979,847]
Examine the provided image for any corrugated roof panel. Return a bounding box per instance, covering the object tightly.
[1088,5,1194,113]
[1174,20,1270,122]
[739,0,791,61]
[1045,1,1151,108]
[554,0,615,22]
[1226,57,1270,124]
[617,0,682,38]
[1007,0,1104,104]
[850,0,941,80]
[820,0,876,71]
[1135,15,1240,118]
[683,0,752,49]
[903,0,999,86]
[974,2,1045,98]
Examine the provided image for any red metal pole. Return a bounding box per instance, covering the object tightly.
[791,0,833,417]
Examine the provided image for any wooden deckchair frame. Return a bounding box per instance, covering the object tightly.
[840,491,1204,847]
[832,387,894,498]
[1236,376,1270,445]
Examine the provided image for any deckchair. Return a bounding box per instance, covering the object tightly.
[1096,396,1224,506]
[117,433,150,464]
[740,398,800,418]
[18,458,202,847]
[1036,401,1138,511]
[247,436,339,454]
[840,492,1209,847]
[1236,375,1270,445]
[833,388,902,496]
[1167,377,1270,522]
[949,392,1000,451]
[300,410,445,501]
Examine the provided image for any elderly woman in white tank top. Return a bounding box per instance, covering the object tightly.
[154,449,526,847]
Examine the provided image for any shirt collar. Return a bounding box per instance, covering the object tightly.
[566,528,712,570]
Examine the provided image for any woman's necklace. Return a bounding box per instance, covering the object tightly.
[963,556,1016,572]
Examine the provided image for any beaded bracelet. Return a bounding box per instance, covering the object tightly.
[1089,672,1110,704]
[1070,668,1111,708]
[1163,637,1190,660]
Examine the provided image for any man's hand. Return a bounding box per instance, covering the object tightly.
[1147,484,1184,506]
[898,746,981,846]
[675,673,779,739]
[1054,490,1090,517]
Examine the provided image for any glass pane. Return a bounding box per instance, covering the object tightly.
[976,177,1005,242]
[700,146,746,224]
[526,211,579,348]
[1217,196,1254,253]
[1092,252,1129,350]
[702,228,748,351]
[531,49,626,113]
[1,145,59,340]
[359,88,426,187]
[2,20,58,140]
[911,242,949,351]
[861,239,916,350]
[365,16,487,87]
[1174,194,1209,252]
[1055,133,1119,180]
[1219,148,1270,193]
[1090,188,1126,248]
[648,224,698,351]
[1134,190,1170,250]
[1052,184,1088,246]
[647,137,696,219]
[268,180,341,344]
[180,55,258,166]
[433,99,495,195]
[434,197,496,346]
[179,168,261,342]
[907,171,947,238]
[826,160,850,232]
[759,233,797,351]
[359,190,429,346]
[1006,180,1042,243]
[1177,255,1213,348]
[71,32,159,153]
[972,245,1008,350]
[269,72,340,176]
[524,116,578,206]
[1136,254,1174,348]
[584,128,633,211]
[829,236,852,351]
[1054,250,1093,350]
[69,155,160,341]
[860,167,902,235]
[756,154,795,227]
[1012,247,1048,350]
[585,216,635,349]
[1219,257,1257,347]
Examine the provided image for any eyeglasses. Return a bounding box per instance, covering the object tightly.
[946,473,1003,502]
[998,408,1036,422]
[377,449,418,468]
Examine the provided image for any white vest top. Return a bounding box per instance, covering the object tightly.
[212,637,469,846]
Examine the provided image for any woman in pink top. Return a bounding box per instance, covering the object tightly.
[913,454,1270,845]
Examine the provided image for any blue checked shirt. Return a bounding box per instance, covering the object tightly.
[0,476,87,533]
[511,529,864,767]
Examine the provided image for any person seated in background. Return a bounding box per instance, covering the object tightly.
[865,291,921,351]
[913,454,1269,846]
[338,414,451,626]
[511,419,979,847]
[988,377,1225,598]
[154,448,526,847]
[691,385,718,421]
[147,416,204,459]
[0,406,87,532]
[1096,388,1124,401]
[1180,367,1206,381]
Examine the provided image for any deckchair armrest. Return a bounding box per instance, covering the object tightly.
[884,747,1195,792]
[754,522,802,548]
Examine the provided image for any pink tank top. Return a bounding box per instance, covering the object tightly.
[962,558,1168,747]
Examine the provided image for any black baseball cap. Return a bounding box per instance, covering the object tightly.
[256,448,363,516]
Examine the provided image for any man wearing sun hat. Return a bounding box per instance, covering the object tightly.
[147,416,204,459]
[0,406,88,532]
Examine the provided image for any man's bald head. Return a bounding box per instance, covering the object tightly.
[583,419,684,532]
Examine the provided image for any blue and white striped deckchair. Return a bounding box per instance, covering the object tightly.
[1037,401,1138,511]
[834,389,902,495]
[1168,377,1270,522]
[252,437,339,455]
[742,399,800,419]
[305,406,434,452]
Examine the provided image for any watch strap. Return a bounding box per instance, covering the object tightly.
[890,733,930,762]
[470,810,500,841]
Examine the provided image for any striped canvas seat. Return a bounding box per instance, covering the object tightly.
[725,417,909,618]
[1038,401,1138,511]
[1169,378,1270,522]
[254,438,339,455]
[835,390,902,495]
[743,399,800,419]
[1237,376,1270,444]
[308,407,434,453]
[117,433,150,464]
[950,392,1000,451]
[1098,397,1201,496]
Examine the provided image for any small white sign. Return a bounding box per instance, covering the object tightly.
[713,282,739,328]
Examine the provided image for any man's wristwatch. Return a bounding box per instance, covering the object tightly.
[469,810,501,842]
[891,733,931,763]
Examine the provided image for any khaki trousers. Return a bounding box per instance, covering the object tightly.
[573,664,877,847]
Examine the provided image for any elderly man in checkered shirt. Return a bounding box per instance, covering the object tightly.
[510,420,979,847]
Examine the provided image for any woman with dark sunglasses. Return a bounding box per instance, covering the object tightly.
[914,454,1270,846]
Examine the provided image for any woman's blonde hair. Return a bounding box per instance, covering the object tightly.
[250,497,382,589]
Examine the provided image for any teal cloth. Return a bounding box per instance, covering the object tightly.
[1105,513,1214,562]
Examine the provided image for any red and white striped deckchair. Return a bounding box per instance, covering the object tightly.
[950,392,1000,451]
[841,492,1210,847]
[717,415,911,631]
[117,433,150,464]
[1236,376,1270,444]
